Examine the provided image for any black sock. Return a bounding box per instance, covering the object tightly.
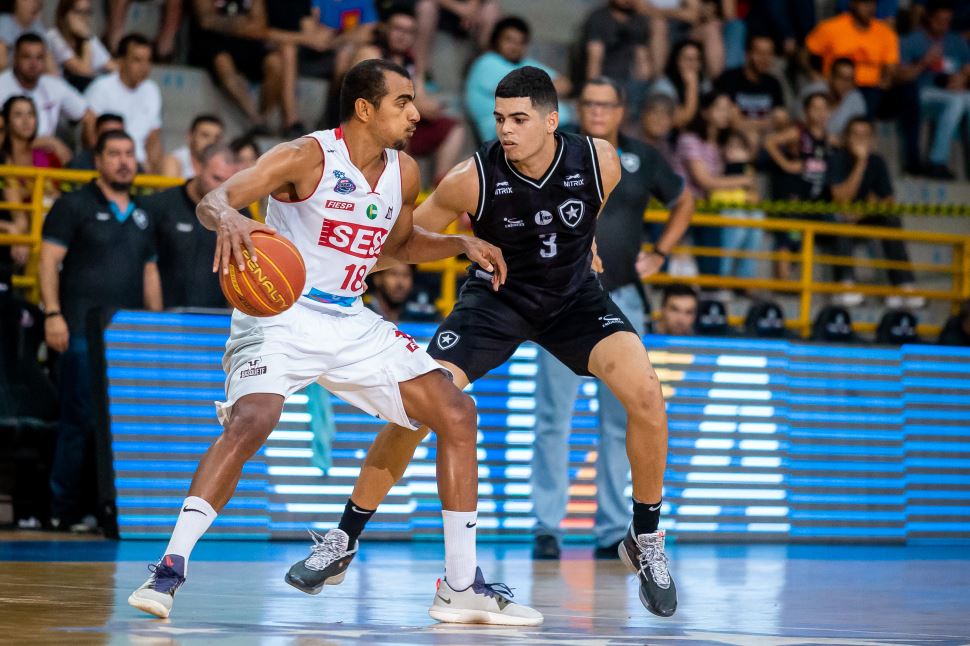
[633,498,662,536]
[337,498,376,547]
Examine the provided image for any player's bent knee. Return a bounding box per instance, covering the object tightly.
[223,406,277,459]
[435,393,477,444]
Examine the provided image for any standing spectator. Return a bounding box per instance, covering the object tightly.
[642,0,726,77]
[39,131,161,530]
[0,0,46,71]
[799,57,868,138]
[898,0,970,180]
[84,34,162,173]
[804,0,899,116]
[827,117,924,309]
[652,39,711,128]
[714,33,787,138]
[161,114,225,179]
[105,0,183,61]
[640,92,678,164]
[143,144,246,309]
[0,34,95,148]
[353,6,466,185]
[366,264,416,324]
[674,91,752,276]
[582,0,651,112]
[411,0,499,81]
[465,16,572,143]
[652,283,699,335]
[67,112,125,170]
[46,0,115,92]
[530,76,693,561]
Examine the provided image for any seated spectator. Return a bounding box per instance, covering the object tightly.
[84,34,162,173]
[188,0,282,135]
[0,0,46,71]
[411,0,500,81]
[47,0,114,92]
[106,0,183,61]
[714,33,787,139]
[354,6,466,185]
[161,114,225,179]
[0,34,95,148]
[811,304,856,342]
[640,93,677,164]
[66,112,125,170]
[652,283,699,335]
[366,264,417,323]
[938,300,970,346]
[695,298,731,335]
[465,16,572,143]
[143,144,247,309]
[230,135,260,169]
[898,0,970,180]
[876,309,920,345]
[804,0,899,117]
[582,0,651,112]
[642,0,725,78]
[799,57,868,139]
[653,39,712,129]
[674,91,753,277]
[744,300,787,337]
[827,117,924,309]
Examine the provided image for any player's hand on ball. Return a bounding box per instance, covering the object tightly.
[462,236,507,291]
[213,212,277,275]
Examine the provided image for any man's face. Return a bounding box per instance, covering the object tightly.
[660,295,697,336]
[747,37,775,75]
[375,265,413,306]
[578,83,624,140]
[121,43,152,86]
[13,42,46,85]
[846,121,873,151]
[804,95,831,128]
[385,14,417,55]
[96,119,125,139]
[494,96,557,164]
[198,153,237,196]
[926,9,953,36]
[496,28,527,63]
[369,71,419,151]
[850,0,876,23]
[830,62,856,97]
[236,146,257,169]
[96,138,137,188]
[641,105,673,140]
[190,122,224,157]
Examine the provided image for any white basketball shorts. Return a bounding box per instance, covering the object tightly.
[216,304,446,430]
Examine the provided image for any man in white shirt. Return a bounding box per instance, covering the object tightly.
[84,34,163,173]
[0,34,95,148]
[160,114,224,179]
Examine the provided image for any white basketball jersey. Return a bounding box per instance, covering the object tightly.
[265,128,403,314]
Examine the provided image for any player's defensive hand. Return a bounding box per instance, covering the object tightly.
[461,236,507,291]
[213,212,277,275]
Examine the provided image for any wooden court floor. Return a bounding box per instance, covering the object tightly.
[1,538,968,645]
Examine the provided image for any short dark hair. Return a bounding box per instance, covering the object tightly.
[844,115,872,137]
[382,2,416,19]
[230,135,261,157]
[581,76,626,105]
[685,90,732,138]
[490,16,530,50]
[95,130,134,155]
[117,33,151,57]
[661,283,699,306]
[832,57,856,71]
[926,0,954,14]
[802,91,831,111]
[191,114,224,132]
[96,112,124,129]
[495,66,558,113]
[339,58,411,122]
[745,32,774,52]
[14,33,45,53]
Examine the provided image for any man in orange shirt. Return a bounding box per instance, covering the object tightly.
[805,0,899,116]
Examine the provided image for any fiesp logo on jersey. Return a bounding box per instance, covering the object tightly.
[244,253,288,307]
[325,199,354,212]
[319,219,389,259]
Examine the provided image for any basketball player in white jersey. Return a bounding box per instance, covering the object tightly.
[128,59,542,626]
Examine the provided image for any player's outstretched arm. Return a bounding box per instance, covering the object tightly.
[198,138,322,275]
[379,155,507,290]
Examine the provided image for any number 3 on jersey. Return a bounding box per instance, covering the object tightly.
[539,233,557,259]
[341,263,367,292]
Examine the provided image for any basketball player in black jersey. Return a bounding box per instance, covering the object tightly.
[287,66,678,618]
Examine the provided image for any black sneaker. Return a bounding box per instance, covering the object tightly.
[532,534,560,560]
[285,528,358,594]
[619,527,677,617]
[593,539,622,560]
[128,554,186,618]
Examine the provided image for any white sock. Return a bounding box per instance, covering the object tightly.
[442,509,477,590]
[163,496,217,574]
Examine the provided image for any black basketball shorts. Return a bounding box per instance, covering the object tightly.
[427,274,638,382]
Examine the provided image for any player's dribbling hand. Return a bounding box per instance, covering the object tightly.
[461,236,507,291]
[213,212,277,275]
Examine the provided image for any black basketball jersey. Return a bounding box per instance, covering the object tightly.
[470,131,605,321]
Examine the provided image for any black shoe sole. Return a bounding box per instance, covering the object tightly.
[284,569,346,595]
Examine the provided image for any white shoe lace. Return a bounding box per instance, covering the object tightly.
[304,530,348,571]
[637,534,671,588]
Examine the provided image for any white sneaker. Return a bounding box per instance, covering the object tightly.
[832,286,864,307]
[128,554,186,618]
[428,567,543,626]
[885,294,905,309]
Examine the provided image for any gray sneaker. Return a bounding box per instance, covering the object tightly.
[285,528,358,594]
[428,567,543,626]
[128,554,186,618]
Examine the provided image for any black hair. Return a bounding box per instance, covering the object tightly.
[661,283,699,306]
[191,114,224,132]
[95,112,124,129]
[14,33,45,53]
[117,33,151,57]
[802,91,831,111]
[831,57,856,72]
[339,58,411,122]
[664,39,705,102]
[0,95,36,160]
[685,90,732,139]
[745,32,774,53]
[926,0,954,13]
[581,76,626,105]
[230,135,261,157]
[95,130,134,155]
[843,115,873,137]
[382,2,416,19]
[494,66,558,113]
[489,16,530,50]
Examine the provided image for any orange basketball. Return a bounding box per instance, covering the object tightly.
[220,231,306,317]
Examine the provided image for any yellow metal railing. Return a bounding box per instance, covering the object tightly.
[1,166,969,338]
